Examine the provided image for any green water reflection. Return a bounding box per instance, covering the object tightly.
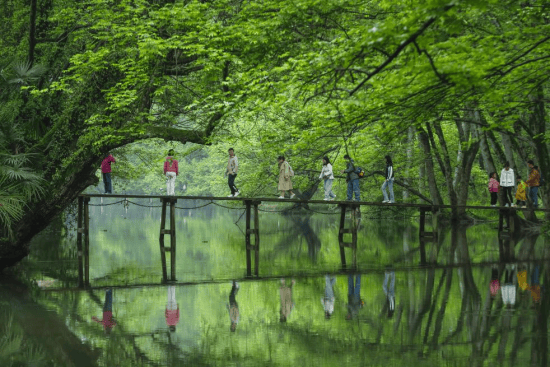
[1,200,549,366]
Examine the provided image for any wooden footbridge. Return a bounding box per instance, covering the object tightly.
[75,194,549,287]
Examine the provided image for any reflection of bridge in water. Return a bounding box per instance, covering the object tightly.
[76,194,550,287]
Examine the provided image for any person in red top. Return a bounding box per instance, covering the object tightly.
[163,149,179,196]
[101,153,116,194]
[92,288,117,334]
[165,285,179,332]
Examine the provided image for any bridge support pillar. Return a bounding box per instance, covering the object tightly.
[77,196,90,288]
[244,200,261,276]
[338,203,359,269]
[159,197,177,282]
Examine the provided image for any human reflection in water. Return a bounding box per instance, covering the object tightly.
[279,278,295,323]
[346,274,362,320]
[529,264,542,304]
[490,267,500,298]
[383,269,395,318]
[92,288,117,334]
[321,275,336,319]
[165,285,179,332]
[517,266,528,291]
[227,281,240,332]
[501,264,516,309]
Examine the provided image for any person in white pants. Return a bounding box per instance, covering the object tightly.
[501,264,516,308]
[164,149,179,195]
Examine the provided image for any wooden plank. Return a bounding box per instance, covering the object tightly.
[78,194,550,212]
[160,229,172,234]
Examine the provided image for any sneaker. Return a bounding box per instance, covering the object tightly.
[491,205,496,207]
[382,200,389,203]
[511,203,516,207]
[290,193,296,199]
[505,203,509,207]
[233,191,240,197]
[227,194,234,197]
[323,198,329,201]
[278,196,285,199]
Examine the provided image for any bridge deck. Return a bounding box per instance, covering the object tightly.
[80,194,550,212]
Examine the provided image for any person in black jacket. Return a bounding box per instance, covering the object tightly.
[381,155,395,203]
[340,155,360,201]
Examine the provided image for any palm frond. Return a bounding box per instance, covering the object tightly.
[8,61,47,85]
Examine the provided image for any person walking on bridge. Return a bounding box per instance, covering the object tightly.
[525,160,541,208]
[488,172,500,207]
[278,156,295,199]
[381,155,395,203]
[164,149,179,196]
[226,148,240,197]
[515,176,527,208]
[319,157,336,201]
[341,155,360,202]
[101,152,116,194]
[500,162,515,207]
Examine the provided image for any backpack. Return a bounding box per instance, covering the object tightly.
[355,166,365,178]
[288,163,295,177]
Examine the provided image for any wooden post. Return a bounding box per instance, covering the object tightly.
[498,209,504,232]
[419,239,427,265]
[84,197,90,287]
[351,204,358,268]
[419,208,426,239]
[170,198,177,281]
[159,198,168,281]
[431,208,438,242]
[338,204,347,269]
[76,197,84,288]
[254,202,260,276]
[245,201,252,276]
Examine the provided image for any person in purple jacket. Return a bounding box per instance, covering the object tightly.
[101,153,116,194]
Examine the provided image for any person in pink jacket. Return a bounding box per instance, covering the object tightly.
[488,172,500,207]
[165,285,179,332]
[101,153,116,194]
[163,149,179,195]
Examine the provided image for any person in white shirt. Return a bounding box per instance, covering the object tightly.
[226,148,240,197]
[500,162,515,207]
[321,274,336,319]
[319,156,336,201]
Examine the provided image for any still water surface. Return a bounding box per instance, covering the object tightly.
[1,198,548,366]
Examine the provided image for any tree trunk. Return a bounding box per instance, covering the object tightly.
[475,125,496,175]
[416,127,443,205]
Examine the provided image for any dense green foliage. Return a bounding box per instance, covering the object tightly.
[0,0,549,266]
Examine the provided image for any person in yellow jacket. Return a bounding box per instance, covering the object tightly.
[515,176,528,208]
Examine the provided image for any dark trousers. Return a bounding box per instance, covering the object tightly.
[102,173,112,193]
[103,289,113,312]
[228,174,238,195]
[502,186,513,205]
[490,192,498,205]
[504,269,514,284]
[229,284,239,306]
